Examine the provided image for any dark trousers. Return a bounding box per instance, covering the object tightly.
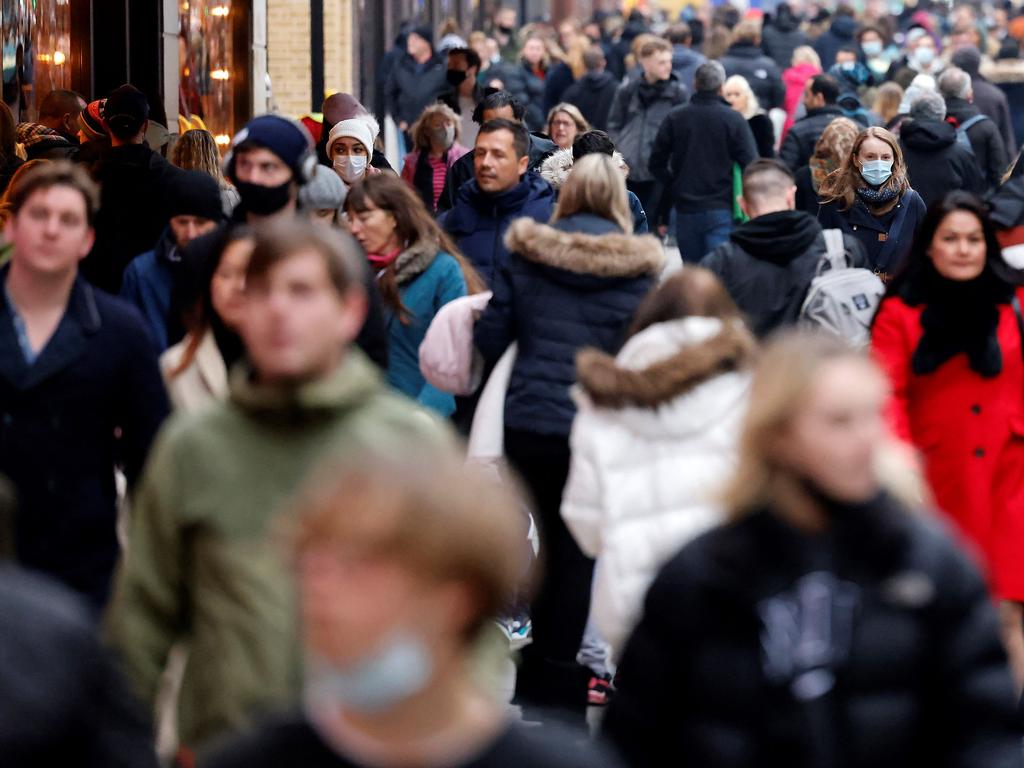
[504,428,594,720]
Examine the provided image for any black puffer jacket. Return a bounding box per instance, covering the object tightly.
[701,210,866,337]
[900,118,986,209]
[384,53,448,127]
[779,105,846,171]
[562,70,619,130]
[604,493,1023,768]
[473,214,664,437]
[721,43,786,110]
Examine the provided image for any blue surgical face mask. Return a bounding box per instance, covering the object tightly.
[304,631,433,715]
[914,46,936,67]
[860,158,894,186]
[862,40,883,57]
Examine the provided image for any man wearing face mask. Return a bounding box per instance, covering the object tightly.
[887,28,944,89]
[440,47,483,148]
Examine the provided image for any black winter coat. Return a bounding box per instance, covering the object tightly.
[779,105,846,171]
[649,93,758,213]
[86,143,185,294]
[543,61,577,114]
[749,113,777,158]
[761,14,809,70]
[701,209,866,337]
[813,14,858,69]
[900,118,986,209]
[0,567,160,767]
[721,43,786,110]
[0,272,169,608]
[486,61,547,131]
[817,190,927,274]
[945,97,1009,193]
[384,53,448,127]
[604,493,1023,768]
[608,75,688,183]
[562,71,619,131]
[473,214,663,437]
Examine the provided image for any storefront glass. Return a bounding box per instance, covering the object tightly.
[179,0,236,147]
[2,0,72,122]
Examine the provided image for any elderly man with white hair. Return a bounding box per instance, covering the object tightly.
[899,89,986,207]
[939,66,1009,193]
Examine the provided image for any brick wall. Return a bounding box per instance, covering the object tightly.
[324,0,354,98]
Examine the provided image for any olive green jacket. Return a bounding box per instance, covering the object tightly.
[104,351,454,748]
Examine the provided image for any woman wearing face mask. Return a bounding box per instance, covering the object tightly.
[162,226,255,412]
[858,26,893,80]
[546,103,589,151]
[345,174,484,417]
[400,104,469,215]
[723,75,776,158]
[818,126,927,277]
[326,119,380,191]
[872,192,1024,690]
[603,330,1023,768]
[203,460,623,768]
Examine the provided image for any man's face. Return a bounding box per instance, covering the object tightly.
[233,147,293,188]
[407,32,430,59]
[642,50,674,82]
[6,186,94,277]
[474,128,528,194]
[803,81,825,110]
[495,8,516,30]
[41,99,86,142]
[447,52,478,87]
[240,248,366,385]
[835,50,857,67]
[169,214,218,249]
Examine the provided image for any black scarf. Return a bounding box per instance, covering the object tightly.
[903,266,1014,378]
[412,149,447,213]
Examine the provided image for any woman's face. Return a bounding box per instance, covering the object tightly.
[856,136,894,166]
[347,198,400,255]
[548,110,579,149]
[211,238,255,329]
[723,83,747,113]
[522,38,545,67]
[776,357,887,503]
[859,29,883,47]
[331,137,368,160]
[928,210,988,282]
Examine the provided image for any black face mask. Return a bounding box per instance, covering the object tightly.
[235,179,293,216]
[498,24,514,35]
[446,68,468,87]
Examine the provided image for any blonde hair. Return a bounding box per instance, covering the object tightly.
[818,126,910,213]
[725,74,761,119]
[409,102,461,151]
[290,458,531,639]
[732,19,762,46]
[171,129,228,188]
[553,153,633,234]
[547,103,590,135]
[872,81,904,124]
[791,45,822,69]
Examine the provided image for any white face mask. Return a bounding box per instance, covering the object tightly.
[333,155,369,184]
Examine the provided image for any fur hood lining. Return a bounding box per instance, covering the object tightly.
[505,218,665,278]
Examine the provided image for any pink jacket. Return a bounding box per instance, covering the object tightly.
[781,62,822,140]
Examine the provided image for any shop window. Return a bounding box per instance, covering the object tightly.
[2,0,72,122]
[179,0,235,148]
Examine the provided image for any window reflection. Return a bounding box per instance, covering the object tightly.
[2,0,71,122]
[179,0,235,148]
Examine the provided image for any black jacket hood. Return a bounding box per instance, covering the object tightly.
[901,118,957,151]
[729,210,823,264]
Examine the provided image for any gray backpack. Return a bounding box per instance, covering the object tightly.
[954,114,988,155]
[799,229,886,347]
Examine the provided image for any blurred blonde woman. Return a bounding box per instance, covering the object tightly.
[782,45,822,137]
[605,331,1023,767]
[400,103,469,213]
[171,129,239,216]
[873,81,905,128]
[724,75,775,157]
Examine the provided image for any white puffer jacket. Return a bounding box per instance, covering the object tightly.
[561,316,754,659]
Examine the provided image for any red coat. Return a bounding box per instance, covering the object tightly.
[871,293,1024,600]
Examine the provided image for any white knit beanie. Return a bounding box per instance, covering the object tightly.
[327,118,374,158]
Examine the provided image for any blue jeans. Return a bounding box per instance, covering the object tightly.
[676,208,734,264]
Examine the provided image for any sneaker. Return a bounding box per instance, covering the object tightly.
[587,674,615,706]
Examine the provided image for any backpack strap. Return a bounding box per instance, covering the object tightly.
[874,191,915,273]
[821,228,848,272]
[958,114,988,132]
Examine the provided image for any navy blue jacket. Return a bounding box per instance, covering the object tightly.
[0,271,169,609]
[438,172,556,286]
[474,214,664,437]
[817,190,927,274]
[119,228,179,352]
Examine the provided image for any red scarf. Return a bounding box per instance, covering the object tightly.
[367,248,400,271]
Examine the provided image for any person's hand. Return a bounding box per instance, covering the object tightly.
[399,121,408,132]
[366,165,383,177]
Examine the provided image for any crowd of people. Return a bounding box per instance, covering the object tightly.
[4,0,1024,766]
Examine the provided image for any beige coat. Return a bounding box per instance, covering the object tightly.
[159,331,229,412]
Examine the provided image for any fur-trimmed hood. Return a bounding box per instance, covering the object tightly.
[538,148,630,190]
[392,240,439,285]
[504,215,664,282]
[573,316,754,438]
[982,59,1024,84]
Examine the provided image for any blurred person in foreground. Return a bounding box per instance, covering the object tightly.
[604,331,1023,768]
[105,219,454,755]
[200,459,623,768]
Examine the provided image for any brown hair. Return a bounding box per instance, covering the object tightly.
[872,82,904,125]
[628,268,743,337]
[246,218,364,297]
[638,36,672,59]
[0,159,50,226]
[553,153,633,234]
[732,19,762,46]
[409,103,462,152]
[290,458,532,639]
[546,102,590,135]
[171,129,228,188]
[344,174,486,324]
[818,126,910,213]
[8,160,100,226]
